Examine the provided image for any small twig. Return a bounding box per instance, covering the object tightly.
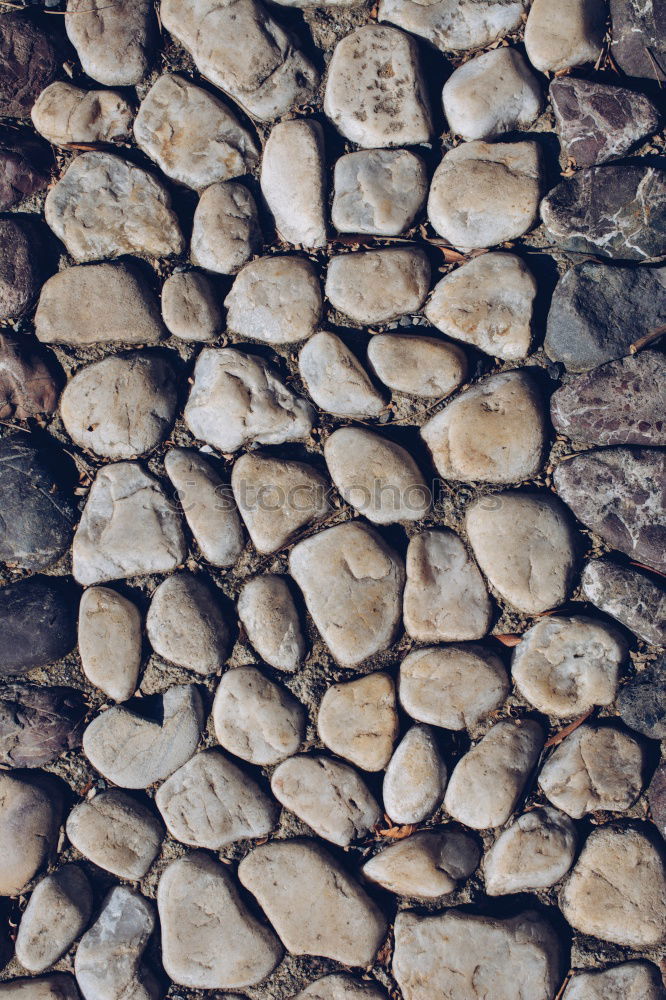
[554,973,574,1000]
[629,324,666,354]
[544,710,593,749]
[645,45,665,87]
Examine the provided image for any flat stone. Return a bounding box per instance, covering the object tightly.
[75,886,159,1000]
[383,724,447,825]
[0,684,85,768]
[238,575,305,671]
[82,684,204,788]
[160,0,318,121]
[72,462,187,585]
[444,718,544,829]
[403,530,492,642]
[158,852,282,989]
[511,615,627,718]
[332,150,427,236]
[399,644,508,731]
[443,47,542,141]
[0,218,40,320]
[539,723,645,818]
[226,255,321,342]
[317,672,398,772]
[292,976,387,1000]
[164,448,244,567]
[0,14,58,117]
[541,165,666,261]
[561,825,666,947]
[35,262,165,347]
[551,77,660,167]
[213,666,305,765]
[186,348,314,452]
[66,0,154,85]
[134,73,258,190]
[0,577,78,677]
[289,522,404,666]
[484,806,577,895]
[562,962,666,1000]
[425,252,536,361]
[146,573,229,675]
[581,558,666,646]
[191,182,262,275]
[363,829,480,899]
[554,447,666,574]
[618,659,666,740]
[61,352,177,460]
[66,789,163,879]
[232,451,330,553]
[367,333,467,398]
[428,141,542,249]
[238,839,387,965]
[422,370,547,484]
[155,748,278,848]
[377,0,527,53]
[610,0,666,81]
[261,120,326,249]
[0,142,48,209]
[45,152,184,262]
[324,25,432,147]
[0,434,76,572]
[326,248,430,325]
[649,761,666,840]
[0,976,81,999]
[393,908,562,1000]
[299,331,386,419]
[465,491,578,613]
[0,335,58,422]
[15,865,92,974]
[161,272,222,342]
[32,82,133,147]
[0,771,61,896]
[525,0,605,71]
[78,588,141,703]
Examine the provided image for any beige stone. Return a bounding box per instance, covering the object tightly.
[66,0,153,86]
[191,182,262,274]
[484,806,577,895]
[377,0,527,53]
[146,573,229,675]
[78,587,142,702]
[299,331,386,419]
[362,829,480,899]
[261,120,326,248]
[32,81,133,146]
[0,976,80,999]
[332,149,427,236]
[65,789,163,880]
[15,865,92,974]
[317,672,398,771]
[367,333,467,398]
[0,772,61,896]
[525,0,605,72]
[292,976,387,1000]
[225,255,321,343]
[562,962,666,1000]
[213,666,305,766]
[161,272,222,342]
[383,725,447,825]
[326,248,430,325]
[238,575,305,672]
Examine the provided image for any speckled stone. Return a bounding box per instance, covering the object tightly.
[0,218,40,320]
[484,806,577,895]
[326,248,430,325]
[332,150,427,236]
[317,672,398,772]
[362,829,480,899]
[611,0,666,81]
[213,666,305,766]
[32,81,134,147]
[383,725,447,825]
[190,182,262,275]
[66,0,155,85]
[580,558,666,647]
[65,789,163,880]
[524,0,605,71]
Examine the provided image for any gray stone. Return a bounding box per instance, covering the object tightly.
[0,771,61,896]
[378,0,527,53]
[444,719,544,829]
[158,852,282,989]
[32,82,133,147]
[238,839,387,965]
[367,333,467,397]
[261,120,326,249]
[292,976,387,1000]
[363,829,480,899]
[66,0,154,85]
[581,558,666,646]
[225,255,321,342]
[134,74,258,190]
[78,588,141,703]
[0,976,81,999]
[66,789,163,880]
[332,149,427,236]
[72,462,187,585]
[45,152,184,262]
[326,248,430,325]
[161,272,222,342]
[324,25,432,147]
[0,684,85,769]
[0,14,58,117]
[524,0,605,71]
[317,672,398,772]
[191,182,262,274]
[213,666,305,766]
[146,573,229,675]
[0,334,59,421]
[0,218,40,320]
[383,725,447,825]
[618,659,666,740]
[484,806,577,895]
[299,331,386,419]
[82,684,204,788]
[16,866,92,974]
[563,962,666,1000]
[610,0,666,81]
[0,578,78,677]
[238,575,305,672]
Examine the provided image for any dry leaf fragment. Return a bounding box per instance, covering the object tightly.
[495,633,521,647]
[544,710,593,748]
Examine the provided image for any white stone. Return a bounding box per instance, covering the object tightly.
[191,182,262,274]
[484,806,577,895]
[238,839,387,966]
[213,666,305,766]
[289,521,405,667]
[0,772,61,896]
[225,255,321,343]
[367,333,467,398]
[299,331,386,419]
[78,587,142,702]
[562,962,666,1000]
[65,789,163,880]
[161,272,222,342]
[317,672,398,772]
[134,74,259,190]
[332,150,427,236]
[465,491,578,614]
[378,0,527,53]
[185,347,314,452]
[146,573,229,675]
[428,141,543,249]
[66,0,153,86]
[292,976,387,1000]
[32,81,133,146]
[362,829,480,899]
[525,0,606,72]
[238,575,305,671]
[326,249,430,325]
[425,253,536,361]
[512,615,628,718]
[15,866,92,974]
[261,120,326,248]
[444,719,544,829]
[442,47,543,141]
[155,748,278,848]
[399,644,509,731]
[403,529,492,642]
[383,725,447,825]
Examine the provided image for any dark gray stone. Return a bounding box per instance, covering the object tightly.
[581,558,666,646]
[541,165,666,260]
[554,447,666,574]
[0,434,76,571]
[649,761,666,839]
[618,659,666,739]
[0,218,41,320]
[0,143,49,209]
[610,0,666,82]
[544,262,666,372]
[0,334,60,421]
[551,351,666,446]
[0,577,78,676]
[0,684,86,767]
[550,77,660,166]
[0,14,58,117]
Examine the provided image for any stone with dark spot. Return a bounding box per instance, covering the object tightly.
[0,577,78,677]
[550,77,661,167]
[648,761,666,840]
[0,143,48,209]
[581,558,666,646]
[0,14,58,117]
[0,218,40,320]
[550,352,666,446]
[610,0,666,82]
[0,334,60,422]
[0,684,86,767]
[541,165,666,260]
[544,262,666,372]
[618,658,666,740]
[554,447,666,574]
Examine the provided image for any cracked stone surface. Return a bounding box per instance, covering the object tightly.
[213,666,305,765]
[325,248,430,325]
[610,0,666,81]
[362,828,480,899]
[65,789,163,880]
[332,150,427,236]
[317,672,398,772]
[32,82,134,147]
[581,558,666,647]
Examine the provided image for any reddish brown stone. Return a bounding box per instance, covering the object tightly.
[0,143,49,209]
[0,333,60,420]
[0,217,41,319]
[0,14,58,117]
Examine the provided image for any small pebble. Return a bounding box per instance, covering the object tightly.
[299,331,386,419]
[581,558,666,647]
[261,120,326,249]
[562,962,666,1000]
[32,82,133,147]
[213,666,305,766]
[362,829,480,899]
[15,865,92,974]
[484,806,577,895]
[383,725,447,825]
[66,0,154,85]
[332,150,427,236]
[225,256,322,343]
[191,182,262,274]
[161,272,222,342]
[0,771,62,896]
[146,573,229,675]
[326,248,430,325]
[317,672,398,772]
[238,575,306,672]
[524,0,605,71]
[367,333,467,398]
[66,789,163,880]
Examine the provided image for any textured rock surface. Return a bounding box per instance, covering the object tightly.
[0,14,58,117]
[66,0,154,86]
[191,182,262,274]
[610,0,666,80]
[15,865,92,974]
[581,558,666,646]
[0,218,40,320]
[0,335,58,422]
[293,976,387,1000]
[0,142,48,209]
[363,829,480,898]
[562,962,666,1000]
[238,575,305,672]
[332,150,427,236]
[383,725,447,825]
[0,684,85,768]
[161,272,222,342]
[261,120,326,248]
[146,573,229,675]
[0,577,78,677]
[377,0,527,52]
[0,771,61,896]
[367,333,467,398]
[299,331,386,419]
[650,762,666,840]
[484,806,577,895]
[524,0,605,71]
[326,249,430,325]
[78,587,141,703]
[65,789,163,879]
[317,672,398,772]
[32,81,133,147]
[213,666,305,765]
[618,659,666,740]
[0,976,81,998]
[226,256,321,342]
